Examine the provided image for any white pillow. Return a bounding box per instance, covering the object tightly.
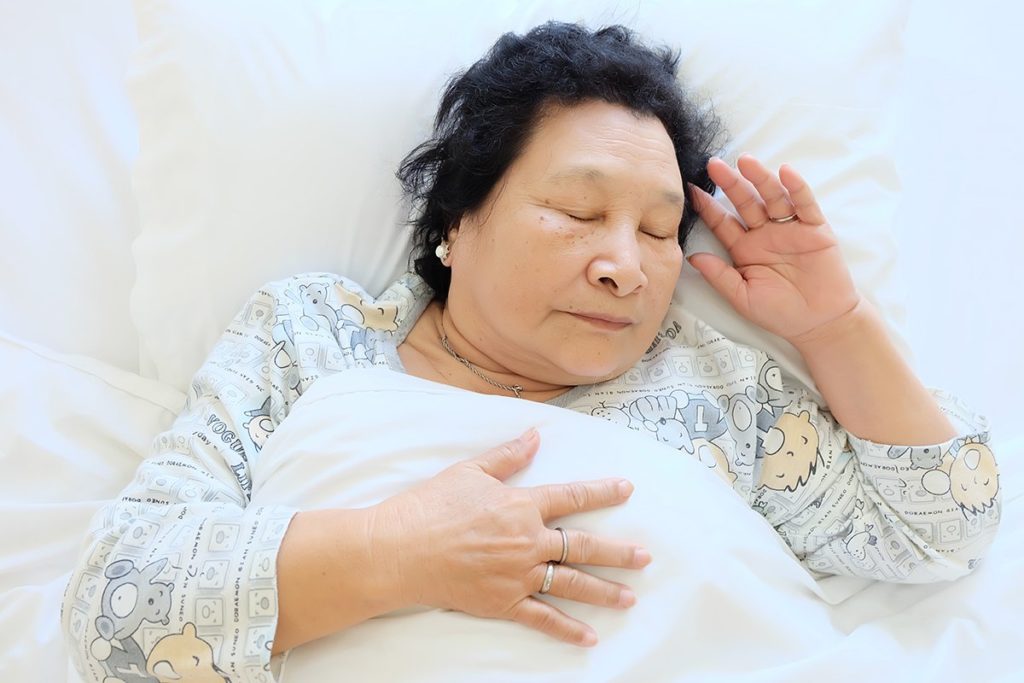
[250,368,842,681]
[127,0,910,392]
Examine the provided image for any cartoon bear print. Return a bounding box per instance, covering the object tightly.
[294,282,342,332]
[758,410,821,493]
[887,444,944,470]
[243,396,275,451]
[147,622,230,683]
[95,558,173,643]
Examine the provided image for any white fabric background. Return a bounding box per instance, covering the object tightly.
[0,0,140,370]
[892,0,1024,452]
[1,0,1022,681]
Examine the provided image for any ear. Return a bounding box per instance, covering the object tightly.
[151,660,181,680]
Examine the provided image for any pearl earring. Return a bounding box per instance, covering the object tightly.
[435,240,451,265]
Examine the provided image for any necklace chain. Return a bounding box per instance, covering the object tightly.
[439,333,524,399]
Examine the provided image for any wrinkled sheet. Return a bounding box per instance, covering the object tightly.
[254,369,1024,683]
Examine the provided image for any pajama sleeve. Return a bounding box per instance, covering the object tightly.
[61,281,309,683]
[749,358,1002,583]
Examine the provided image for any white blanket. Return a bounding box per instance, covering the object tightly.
[0,336,1020,682]
[250,369,1024,682]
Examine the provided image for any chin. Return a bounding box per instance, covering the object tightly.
[557,357,632,385]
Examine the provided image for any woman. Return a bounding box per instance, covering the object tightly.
[62,22,1000,683]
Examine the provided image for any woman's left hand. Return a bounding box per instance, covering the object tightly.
[687,155,862,346]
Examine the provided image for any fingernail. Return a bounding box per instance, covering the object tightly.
[582,630,598,646]
[618,590,636,607]
[521,427,538,443]
[634,548,652,565]
[618,480,634,497]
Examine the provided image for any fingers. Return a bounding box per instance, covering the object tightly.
[530,477,633,520]
[778,163,826,225]
[707,156,781,229]
[542,527,652,569]
[705,155,822,228]
[508,597,600,647]
[473,428,540,481]
[736,155,796,224]
[534,563,636,610]
[690,184,745,250]
[686,252,749,317]
[508,561,639,646]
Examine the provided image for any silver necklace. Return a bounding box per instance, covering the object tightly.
[439,319,523,399]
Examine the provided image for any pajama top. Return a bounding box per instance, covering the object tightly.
[61,271,1002,683]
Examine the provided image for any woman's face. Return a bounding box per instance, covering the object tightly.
[445,99,685,386]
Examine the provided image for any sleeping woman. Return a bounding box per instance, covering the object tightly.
[61,21,1001,683]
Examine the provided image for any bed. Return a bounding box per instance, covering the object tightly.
[2,0,1021,681]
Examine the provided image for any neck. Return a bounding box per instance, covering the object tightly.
[432,303,571,402]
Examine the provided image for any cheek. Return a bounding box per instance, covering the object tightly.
[646,247,683,301]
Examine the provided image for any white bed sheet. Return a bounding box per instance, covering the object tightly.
[0,333,183,682]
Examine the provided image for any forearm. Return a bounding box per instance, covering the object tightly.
[272,507,407,655]
[790,298,957,446]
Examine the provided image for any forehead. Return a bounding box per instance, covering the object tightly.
[524,100,675,171]
[513,100,683,193]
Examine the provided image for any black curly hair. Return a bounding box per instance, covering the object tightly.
[397,21,726,303]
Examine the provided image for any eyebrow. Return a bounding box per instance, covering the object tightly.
[544,165,686,209]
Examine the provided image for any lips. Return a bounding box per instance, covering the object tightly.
[572,311,634,324]
[568,311,634,329]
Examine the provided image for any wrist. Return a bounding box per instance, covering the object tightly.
[364,502,419,610]
[788,296,877,356]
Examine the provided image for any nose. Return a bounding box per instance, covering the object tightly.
[587,221,648,296]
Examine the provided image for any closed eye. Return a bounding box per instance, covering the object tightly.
[565,212,596,222]
[565,211,674,240]
[642,228,675,240]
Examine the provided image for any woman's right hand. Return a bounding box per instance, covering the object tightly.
[367,427,651,647]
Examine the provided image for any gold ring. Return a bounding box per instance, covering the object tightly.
[769,213,799,223]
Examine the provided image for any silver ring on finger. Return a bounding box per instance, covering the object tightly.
[769,212,799,223]
[554,526,569,564]
[539,561,556,594]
